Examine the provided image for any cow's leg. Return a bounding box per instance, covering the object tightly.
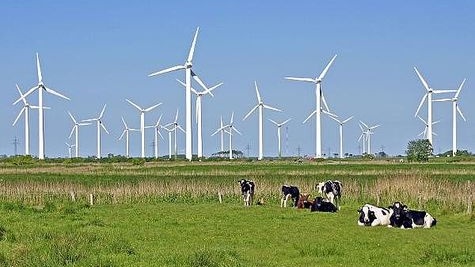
[280,195,285,207]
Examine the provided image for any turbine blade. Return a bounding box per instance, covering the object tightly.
[148,65,185,77]
[191,70,209,92]
[233,127,242,135]
[321,92,330,112]
[432,120,440,125]
[415,94,427,117]
[121,116,128,128]
[36,53,43,83]
[432,131,438,136]
[359,120,369,129]
[284,77,316,83]
[68,126,76,139]
[99,104,107,119]
[230,112,234,124]
[243,105,259,120]
[263,104,282,112]
[281,118,292,125]
[174,109,179,122]
[268,119,278,126]
[318,54,338,80]
[195,97,201,123]
[15,84,27,105]
[414,67,430,91]
[13,86,37,105]
[342,116,354,124]
[157,128,164,140]
[417,115,427,125]
[433,89,457,94]
[126,99,143,111]
[145,103,162,112]
[101,122,109,134]
[187,27,200,62]
[82,118,96,122]
[176,79,198,95]
[455,78,466,98]
[254,81,262,103]
[118,130,126,141]
[44,86,70,100]
[177,125,186,133]
[457,105,466,121]
[329,115,341,124]
[78,122,91,126]
[303,110,317,124]
[370,124,381,130]
[68,111,77,124]
[322,109,338,118]
[205,82,223,97]
[12,108,25,126]
[156,114,163,126]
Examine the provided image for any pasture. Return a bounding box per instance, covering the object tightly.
[0,160,473,266]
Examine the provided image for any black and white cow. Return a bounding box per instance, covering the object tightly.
[315,180,342,209]
[238,179,255,206]
[310,196,338,212]
[281,185,300,207]
[357,204,392,226]
[388,202,437,229]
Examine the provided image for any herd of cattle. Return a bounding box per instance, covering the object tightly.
[238,179,437,229]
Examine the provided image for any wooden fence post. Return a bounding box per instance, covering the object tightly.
[70,191,76,202]
[218,192,223,204]
[89,194,94,206]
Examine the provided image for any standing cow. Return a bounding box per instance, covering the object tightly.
[281,185,300,207]
[315,180,342,209]
[238,179,255,206]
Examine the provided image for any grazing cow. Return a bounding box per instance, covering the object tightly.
[296,194,312,209]
[310,196,337,212]
[315,180,342,209]
[238,179,255,206]
[388,202,437,229]
[281,185,300,207]
[357,204,392,226]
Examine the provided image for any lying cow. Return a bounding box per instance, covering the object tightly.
[357,204,392,226]
[310,196,337,212]
[388,202,437,229]
[281,185,300,208]
[296,194,313,209]
[315,180,342,209]
[238,179,255,206]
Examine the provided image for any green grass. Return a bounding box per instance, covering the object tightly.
[0,201,473,266]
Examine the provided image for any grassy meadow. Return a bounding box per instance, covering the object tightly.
[0,159,473,266]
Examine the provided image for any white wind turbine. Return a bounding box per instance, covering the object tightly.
[417,115,439,139]
[329,116,353,159]
[145,115,164,159]
[358,123,368,155]
[414,67,457,146]
[118,117,139,158]
[212,112,241,160]
[359,121,380,155]
[67,111,91,158]
[162,125,174,159]
[177,79,223,159]
[433,79,467,156]
[164,110,185,159]
[268,118,291,158]
[285,55,337,158]
[149,27,209,161]
[13,53,70,159]
[243,81,282,160]
[126,99,162,158]
[82,105,109,159]
[65,142,75,159]
[12,84,41,155]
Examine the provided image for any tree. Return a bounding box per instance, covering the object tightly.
[406,139,433,162]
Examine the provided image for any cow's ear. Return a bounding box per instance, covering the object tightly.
[357,208,362,212]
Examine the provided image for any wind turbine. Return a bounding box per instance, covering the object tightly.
[164,110,185,159]
[243,81,282,160]
[433,79,467,156]
[417,115,439,139]
[145,115,164,159]
[12,84,41,155]
[118,117,139,158]
[268,118,291,158]
[82,104,109,159]
[359,121,380,155]
[329,116,353,159]
[358,123,368,155]
[161,125,174,159]
[65,142,75,159]
[13,53,70,159]
[285,55,337,158]
[149,27,209,161]
[212,112,241,159]
[177,79,223,159]
[414,67,457,146]
[126,99,162,158]
[67,111,91,158]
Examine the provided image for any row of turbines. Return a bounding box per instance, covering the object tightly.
[11,27,467,160]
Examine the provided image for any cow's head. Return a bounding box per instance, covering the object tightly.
[315,182,325,192]
[389,202,407,221]
[358,206,375,226]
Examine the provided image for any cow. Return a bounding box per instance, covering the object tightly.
[357,204,392,226]
[238,179,255,206]
[310,196,337,212]
[296,194,313,209]
[315,180,342,209]
[281,185,300,207]
[388,202,437,229]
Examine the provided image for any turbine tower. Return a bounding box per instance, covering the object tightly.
[359,121,380,155]
[329,116,353,159]
[65,142,75,159]
[12,84,41,155]
[358,123,368,155]
[149,27,210,161]
[13,53,70,159]
[268,118,291,158]
[164,110,185,159]
[126,99,161,158]
[212,112,241,159]
[83,104,109,159]
[414,67,456,146]
[285,54,337,158]
[243,81,281,160]
[145,115,164,159]
[433,79,467,156]
[162,125,174,159]
[118,117,139,158]
[67,111,91,158]
[177,79,223,159]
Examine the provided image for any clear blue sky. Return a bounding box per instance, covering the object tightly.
[1,1,475,158]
